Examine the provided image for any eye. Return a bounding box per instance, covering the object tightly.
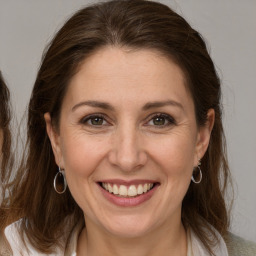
[152,116,166,126]
[80,114,108,126]
[89,116,105,125]
[146,113,176,127]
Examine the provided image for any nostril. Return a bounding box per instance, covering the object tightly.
[108,151,148,172]
[107,134,147,171]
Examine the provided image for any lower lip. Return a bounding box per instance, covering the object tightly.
[98,184,159,207]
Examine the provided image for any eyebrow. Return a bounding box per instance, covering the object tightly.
[72,100,114,112]
[142,100,184,111]
[72,99,183,112]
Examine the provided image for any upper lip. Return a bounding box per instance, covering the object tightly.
[98,179,159,186]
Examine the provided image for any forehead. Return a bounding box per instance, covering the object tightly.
[74,47,186,82]
[63,46,193,110]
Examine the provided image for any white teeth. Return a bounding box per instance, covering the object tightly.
[102,182,154,197]
[113,184,119,195]
[103,183,108,190]
[137,184,144,195]
[119,185,128,196]
[128,185,137,196]
[108,183,113,193]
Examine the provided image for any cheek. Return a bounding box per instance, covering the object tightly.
[60,131,109,179]
[149,132,197,177]
[141,133,196,221]
[59,132,110,213]
[147,132,196,203]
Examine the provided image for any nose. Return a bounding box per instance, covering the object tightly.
[108,126,147,172]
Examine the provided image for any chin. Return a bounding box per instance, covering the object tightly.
[99,214,155,238]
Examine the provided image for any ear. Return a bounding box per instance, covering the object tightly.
[44,113,64,168]
[194,109,215,165]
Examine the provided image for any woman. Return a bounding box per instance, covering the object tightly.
[1,0,255,255]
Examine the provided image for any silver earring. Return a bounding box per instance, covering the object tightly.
[191,160,202,184]
[53,167,67,194]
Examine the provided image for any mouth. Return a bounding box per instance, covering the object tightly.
[99,182,156,197]
[97,180,159,207]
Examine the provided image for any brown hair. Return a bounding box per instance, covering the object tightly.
[0,71,13,194]
[1,0,231,254]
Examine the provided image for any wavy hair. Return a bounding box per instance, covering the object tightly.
[1,1,231,254]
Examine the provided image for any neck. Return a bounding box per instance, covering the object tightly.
[77,218,187,256]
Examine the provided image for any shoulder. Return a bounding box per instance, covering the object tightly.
[225,232,256,256]
[3,219,25,255]
[3,219,66,255]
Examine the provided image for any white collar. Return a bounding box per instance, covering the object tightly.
[4,219,66,256]
[187,226,229,256]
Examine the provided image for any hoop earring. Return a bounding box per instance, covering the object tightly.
[53,167,67,194]
[191,160,202,184]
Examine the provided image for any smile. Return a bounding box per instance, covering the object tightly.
[101,182,154,197]
[98,180,159,207]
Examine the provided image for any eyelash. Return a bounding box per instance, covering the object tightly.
[79,113,176,128]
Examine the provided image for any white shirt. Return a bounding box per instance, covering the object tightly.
[4,219,229,256]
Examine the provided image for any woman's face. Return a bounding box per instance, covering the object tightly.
[46,47,213,238]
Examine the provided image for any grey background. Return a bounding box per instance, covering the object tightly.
[0,0,255,242]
